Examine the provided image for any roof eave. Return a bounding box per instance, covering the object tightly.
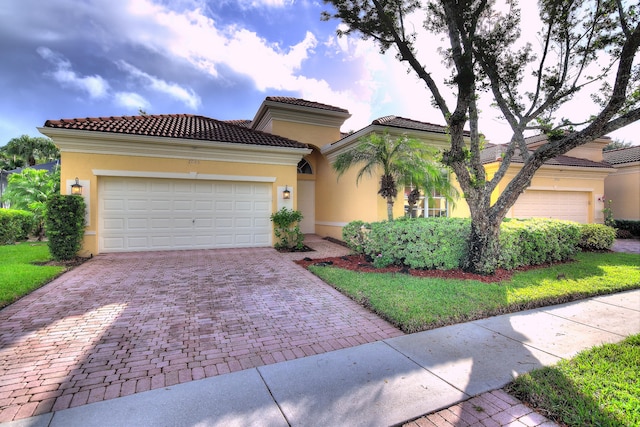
[38,127,311,166]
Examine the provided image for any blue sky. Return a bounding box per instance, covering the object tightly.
[1,0,638,147]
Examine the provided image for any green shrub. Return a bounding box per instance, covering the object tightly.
[362,218,471,270]
[345,217,583,271]
[342,220,370,254]
[0,209,35,244]
[578,223,616,251]
[45,194,86,260]
[12,210,36,240]
[499,219,580,269]
[614,219,640,237]
[270,207,304,250]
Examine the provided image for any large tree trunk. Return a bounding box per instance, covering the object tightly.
[465,211,502,275]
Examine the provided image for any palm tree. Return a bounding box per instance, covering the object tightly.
[4,135,59,166]
[333,132,456,220]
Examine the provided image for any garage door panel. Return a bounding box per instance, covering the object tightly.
[126,200,148,211]
[127,218,148,229]
[99,177,272,252]
[173,200,192,211]
[512,191,588,223]
[235,217,253,228]
[215,200,233,211]
[103,199,125,211]
[103,218,125,230]
[216,183,233,194]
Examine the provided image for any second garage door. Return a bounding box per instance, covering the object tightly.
[511,190,589,223]
[99,177,272,252]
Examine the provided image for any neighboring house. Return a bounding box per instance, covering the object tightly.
[603,145,640,220]
[0,160,60,208]
[38,97,619,256]
[478,136,615,224]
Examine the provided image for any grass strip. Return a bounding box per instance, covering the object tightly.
[0,242,65,308]
[309,252,640,333]
[506,334,640,427]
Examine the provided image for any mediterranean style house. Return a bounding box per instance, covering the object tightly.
[603,145,640,220]
[39,97,618,257]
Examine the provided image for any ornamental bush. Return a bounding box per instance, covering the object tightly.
[270,207,304,250]
[499,219,581,269]
[45,194,86,260]
[342,217,581,271]
[578,223,616,251]
[349,217,471,270]
[0,209,35,244]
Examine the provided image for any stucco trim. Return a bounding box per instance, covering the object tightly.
[38,127,311,166]
[252,99,351,132]
[92,170,277,182]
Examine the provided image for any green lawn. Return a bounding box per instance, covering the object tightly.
[506,334,640,426]
[309,251,640,333]
[0,242,65,308]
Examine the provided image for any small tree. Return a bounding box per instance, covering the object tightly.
[333,132,456,220]
[1,168,60,239]
[270,208,305,250]
[45,194,86,260]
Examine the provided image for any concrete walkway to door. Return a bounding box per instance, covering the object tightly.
[0,236,402,423]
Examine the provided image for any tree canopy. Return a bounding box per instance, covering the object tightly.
[323,0,640,273]
[1,135,59,169]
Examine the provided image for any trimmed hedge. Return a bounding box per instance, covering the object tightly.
[45,194,86,260]
[499,219,581,269]
[343,217,582,271]
[578,223,616,251]
[0,208,35,245]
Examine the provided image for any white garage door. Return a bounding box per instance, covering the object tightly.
[99,177,272,252]
[511,190,589,223]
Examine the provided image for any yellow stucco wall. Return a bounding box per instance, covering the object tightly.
[489,163,608,223]
[604,164,640,220]
[60,151,298,256]
[271,120,341,150]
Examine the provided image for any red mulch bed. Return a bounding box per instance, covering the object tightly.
[296,254,559,284]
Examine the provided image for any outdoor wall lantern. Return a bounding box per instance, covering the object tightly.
[282,185,291,200]
[71,177,83,195]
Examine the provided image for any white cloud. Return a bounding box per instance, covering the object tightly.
[114,92,151,112]
[236,0,295,8]
[120,0,320,94]
[37,47,110,99]
[116,61,201,109]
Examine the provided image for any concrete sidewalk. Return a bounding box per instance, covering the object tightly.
[5,289,638,427]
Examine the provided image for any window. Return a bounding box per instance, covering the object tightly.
[404,188,449,218]
[297,159,313,174]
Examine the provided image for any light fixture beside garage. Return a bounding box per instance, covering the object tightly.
[71,177,83,195]
[282,185,291,200]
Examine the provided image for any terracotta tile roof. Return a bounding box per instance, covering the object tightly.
[265,97,349,114]
[224,119,252,128]
[371,116,471,136]
[603,145,640,165]
[44,114,308,149]
[481,145,614,168]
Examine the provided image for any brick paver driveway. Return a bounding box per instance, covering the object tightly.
[0,237,402,422]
